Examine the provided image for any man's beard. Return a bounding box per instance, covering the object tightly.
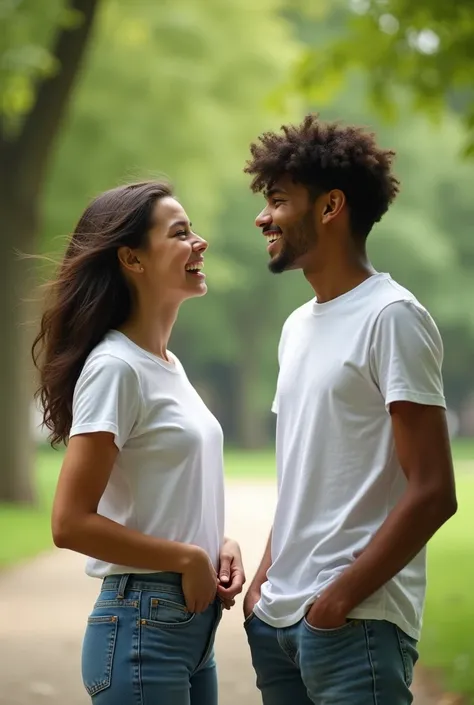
[268,211,317,274]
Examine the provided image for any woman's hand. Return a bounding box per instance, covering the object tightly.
[182,546,218,613]
[217,538,246,610]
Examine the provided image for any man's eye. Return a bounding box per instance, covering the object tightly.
[175,230,188,237]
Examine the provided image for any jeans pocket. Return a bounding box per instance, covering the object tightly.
[82,615,118,696]
[243,612,255,628]
[395,626,419,687]
[303,616,359,636]
[145,595,195,628]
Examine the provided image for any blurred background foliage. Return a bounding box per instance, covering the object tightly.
[2,0,474,698]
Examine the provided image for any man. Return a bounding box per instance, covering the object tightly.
[242,114,457,705]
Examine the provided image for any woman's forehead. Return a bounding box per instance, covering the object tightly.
[151,196,189,228]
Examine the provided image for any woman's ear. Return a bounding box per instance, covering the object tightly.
[117,247,144,273]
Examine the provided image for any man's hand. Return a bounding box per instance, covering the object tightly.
[243,587,260,619]
[305,592,349,630]
[217,538,246,610]
[242,528,272,618]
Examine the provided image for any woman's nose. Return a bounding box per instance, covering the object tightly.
[192,235,208,253]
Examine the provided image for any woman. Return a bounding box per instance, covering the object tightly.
[32,181,244,704]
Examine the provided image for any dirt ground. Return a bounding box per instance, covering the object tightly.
[0,480,434,704]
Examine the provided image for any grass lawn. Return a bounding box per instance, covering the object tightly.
[1,440,473,698]
[0,448,59,567]
[419,472,474,700]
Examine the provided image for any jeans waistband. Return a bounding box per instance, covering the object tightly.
[102,572,183,598]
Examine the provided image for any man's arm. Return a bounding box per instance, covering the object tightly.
[243,530,272,616]
[310,402,457,627]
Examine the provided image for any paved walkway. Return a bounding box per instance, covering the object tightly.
[0,481,432,704]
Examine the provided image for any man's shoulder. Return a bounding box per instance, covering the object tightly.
[373,278,437,327]
[377,276,418,303]
[370,279,442,359]
[368,276,429,319]
[283,299,314,329]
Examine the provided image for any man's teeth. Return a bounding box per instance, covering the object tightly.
[185,261,203,272]
[265,233,281,245]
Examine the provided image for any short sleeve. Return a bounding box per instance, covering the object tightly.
[70,354,141,450]
[370,300,446,412]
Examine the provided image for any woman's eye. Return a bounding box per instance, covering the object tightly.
[175,230,188,238]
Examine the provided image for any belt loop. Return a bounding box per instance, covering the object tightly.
[116,573,131,599]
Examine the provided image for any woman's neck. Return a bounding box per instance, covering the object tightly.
[119,302,179,361]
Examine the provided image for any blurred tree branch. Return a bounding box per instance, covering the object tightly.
[1,0,99,191]
[292,0,474,155]
[12,0,99,194]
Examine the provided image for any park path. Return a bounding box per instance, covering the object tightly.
[0,480,435,705]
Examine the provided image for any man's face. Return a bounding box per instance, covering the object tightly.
[255,176,318,274]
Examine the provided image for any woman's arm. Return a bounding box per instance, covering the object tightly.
[52,432,217,611]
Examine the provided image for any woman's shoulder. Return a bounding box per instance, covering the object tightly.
[85,330,137,365]
[80,332,139,384]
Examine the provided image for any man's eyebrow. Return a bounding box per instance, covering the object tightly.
[264,187,287,199]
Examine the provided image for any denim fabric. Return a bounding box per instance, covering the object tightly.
[82,572,222,705]
[245,613,418,705]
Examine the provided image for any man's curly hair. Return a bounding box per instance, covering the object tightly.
[244,114,400,238]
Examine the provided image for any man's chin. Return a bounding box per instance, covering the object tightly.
[268,252,301,274]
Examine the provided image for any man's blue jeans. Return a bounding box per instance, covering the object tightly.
[81,572,222,705]
[245,613,418,705]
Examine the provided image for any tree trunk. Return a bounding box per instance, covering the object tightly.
[0,0,100,503]
[0,198,38,503]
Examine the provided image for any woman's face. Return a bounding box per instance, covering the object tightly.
[125,196,208,305]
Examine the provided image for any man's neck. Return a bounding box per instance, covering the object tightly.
[304,252,377,304]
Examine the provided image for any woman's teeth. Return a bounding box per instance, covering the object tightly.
[185,261,203,272]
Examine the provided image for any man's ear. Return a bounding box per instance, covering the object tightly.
[321,190,345,224]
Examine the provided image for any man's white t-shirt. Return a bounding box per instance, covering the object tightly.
[69,330,225,578]
[254,273,446,641]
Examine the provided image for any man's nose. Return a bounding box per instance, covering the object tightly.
[256,209,272,228]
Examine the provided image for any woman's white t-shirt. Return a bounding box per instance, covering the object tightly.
[69,330,225,578]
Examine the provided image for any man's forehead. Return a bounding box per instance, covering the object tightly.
[264,177,292,198]
[264,177,309,200]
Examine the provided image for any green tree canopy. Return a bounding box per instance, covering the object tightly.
[292,0,474,154]
[44,0,300,246]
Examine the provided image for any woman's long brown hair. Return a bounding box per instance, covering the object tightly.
[32,180,172,447]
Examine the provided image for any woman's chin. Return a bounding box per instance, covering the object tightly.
[183,281,208,299]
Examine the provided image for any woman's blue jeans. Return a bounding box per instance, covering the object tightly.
[81,572,222,705]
